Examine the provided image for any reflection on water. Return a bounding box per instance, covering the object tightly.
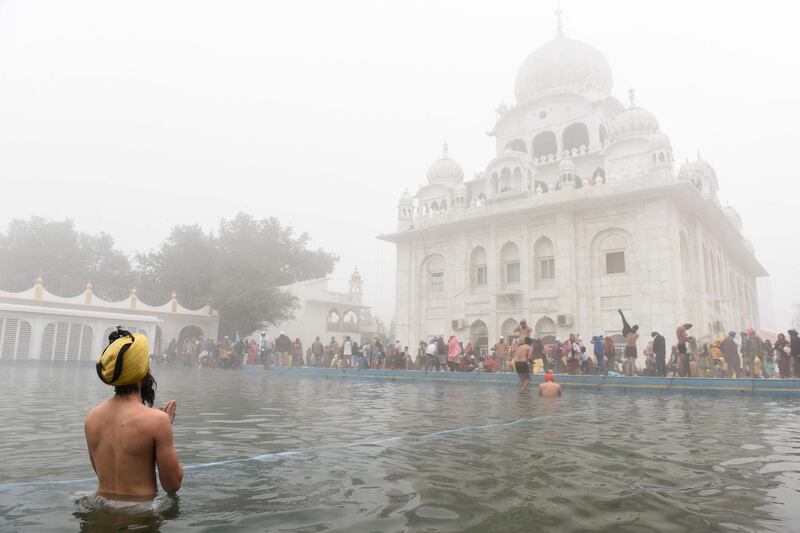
[1,361,799,531]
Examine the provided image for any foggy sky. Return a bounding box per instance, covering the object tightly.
[1,0,798,330]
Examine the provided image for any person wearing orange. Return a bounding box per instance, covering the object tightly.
[538,371,562,397]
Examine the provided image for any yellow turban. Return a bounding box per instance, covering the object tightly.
[96,333,150,386]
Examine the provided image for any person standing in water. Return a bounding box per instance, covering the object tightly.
[538,371,562,397]
[618,309,639,376]
[651,331,667,377]
[721,331,742,378]
[512,337,533,391]
[85,328,183,499]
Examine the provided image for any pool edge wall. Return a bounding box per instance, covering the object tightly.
[243,366,800,397]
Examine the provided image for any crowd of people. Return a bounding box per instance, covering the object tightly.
[154,314,800,380]
[157,336,247,369]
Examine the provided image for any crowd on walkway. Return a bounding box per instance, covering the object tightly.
[155,317,800,380]
[157,336,246,369]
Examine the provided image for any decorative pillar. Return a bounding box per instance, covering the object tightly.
[34,274,44,300]
[84,281,93,305]
[130,288,137,309]
[170,291,178,313]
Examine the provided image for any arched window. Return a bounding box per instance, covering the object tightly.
[592,167,606,184]
[532,131,557,159]
[326,309,341,331]
[535,316,557,344]
[470,246,488,291]
[500,241,520,285]
[658,152,666,163]
[533,237,555,288]
[563,123,590,153]
[600,233,628,275]
[534,180,549,194]
[490,173,499,195]
[504,139,527,153]
[499,167,511,192]
[512,167,522,190]
[469,319,489,356]
[501,318,519,344]
[177,325,204,345]
[423,255,446,295]
[703,244,712,293]
[342,310,358,330]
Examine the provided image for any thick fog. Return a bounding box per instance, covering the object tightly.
[0,0,798,328]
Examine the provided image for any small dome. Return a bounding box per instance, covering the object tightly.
[649,131,671,150]
[426,143,464,186]
[351,268,362,282]
[677,161,695,181]
[398,189,414,206]
[515,32,613,105]
[693,155,717,182]
[678,155,717,184]
[610,106,659,140]
[678,154,719,197]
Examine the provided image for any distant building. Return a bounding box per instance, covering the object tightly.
[0,276,219,361]
[380,19,767,354]
[268,269,370,345]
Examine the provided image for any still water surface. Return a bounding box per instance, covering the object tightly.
[1,362,799,532]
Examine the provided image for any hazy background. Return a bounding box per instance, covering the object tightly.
[1,0,798,330]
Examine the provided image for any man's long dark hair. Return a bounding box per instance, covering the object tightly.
[115,372,157,407]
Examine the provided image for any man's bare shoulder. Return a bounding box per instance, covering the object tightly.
[86,399,166,429]
[85,399,113,425]
[137,406,171,430]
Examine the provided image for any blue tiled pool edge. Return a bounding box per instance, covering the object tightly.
[244,366,800,396]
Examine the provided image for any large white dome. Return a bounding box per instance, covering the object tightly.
[514,33,613,105]
[426,144,464,186]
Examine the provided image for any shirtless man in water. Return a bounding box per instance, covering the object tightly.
[538,371,562,397]
[513,337,533,391]
[85,328,183,499]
